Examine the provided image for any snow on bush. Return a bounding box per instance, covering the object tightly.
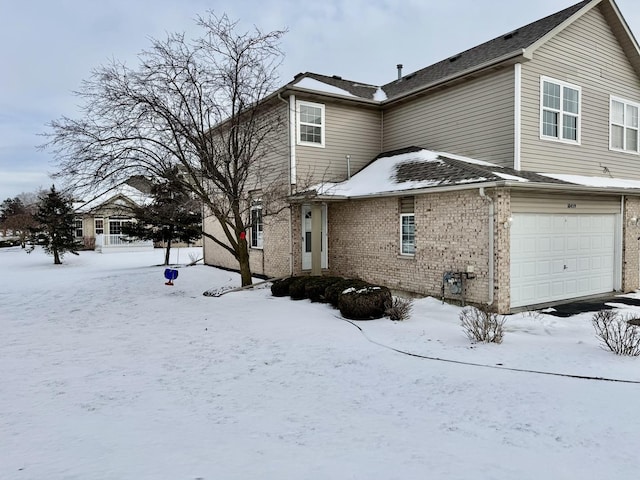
[592,310,640,356]
[459,305,506,344]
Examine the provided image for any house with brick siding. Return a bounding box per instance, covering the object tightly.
[203,0,640,313]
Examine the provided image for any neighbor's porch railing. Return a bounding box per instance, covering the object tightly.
[94,234,154,250]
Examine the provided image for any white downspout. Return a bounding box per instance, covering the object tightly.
[479,187,494,306]
[514,63,522,171]
[619,195,625,292]
[278,93,297,276]
[289,95,297,185]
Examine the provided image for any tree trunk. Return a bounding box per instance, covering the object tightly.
[53,249,61,265]
[164,238,172,266]
[238,238,252,286]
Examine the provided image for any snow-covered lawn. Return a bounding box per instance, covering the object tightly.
[1,246,639,479]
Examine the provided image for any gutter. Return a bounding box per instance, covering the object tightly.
[278,92,296,276]
[297,178,640,203]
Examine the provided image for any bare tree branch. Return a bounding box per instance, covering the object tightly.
[41,12,289,285]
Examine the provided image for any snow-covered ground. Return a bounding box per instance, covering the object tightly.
[1,246,639,480]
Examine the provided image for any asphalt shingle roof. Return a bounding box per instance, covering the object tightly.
[287,1,592,102]
[382,0,591,100]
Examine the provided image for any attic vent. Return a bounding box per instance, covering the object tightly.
[448,54,461,63]
[503,30,519,40]
[332,75,342,80]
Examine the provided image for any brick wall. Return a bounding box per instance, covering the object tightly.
[493,188,512,313]
[623,196,640,292]
[203,208,292,278]
[326,189,499,307]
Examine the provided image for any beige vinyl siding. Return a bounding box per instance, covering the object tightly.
[294,99,381,184]
[511,191,620,214]
[245,101,290,188]
[382,68,515,167]
[520,5,640,178]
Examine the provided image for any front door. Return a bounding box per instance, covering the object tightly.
[302,204,327,271]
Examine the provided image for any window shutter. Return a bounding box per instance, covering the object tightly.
[400,196,414,214]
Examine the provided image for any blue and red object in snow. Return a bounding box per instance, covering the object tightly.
[164,268,179,286]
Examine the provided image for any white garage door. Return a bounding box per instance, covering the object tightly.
[510,213,616,308]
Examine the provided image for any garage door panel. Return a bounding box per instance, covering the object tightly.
[511,213,616,308]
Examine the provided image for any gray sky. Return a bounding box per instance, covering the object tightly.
[2,0,640,199]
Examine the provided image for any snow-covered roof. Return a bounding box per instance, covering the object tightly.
[75,184,152,213]
[310,147,569,198]
[540,173,640,189]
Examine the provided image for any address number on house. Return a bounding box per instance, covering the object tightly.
[567,203,577,209]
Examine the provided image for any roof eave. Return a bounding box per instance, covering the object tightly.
[282,85,381,105]
[383,49,528,105]
[523,0,602,56]
[293,179,640,202]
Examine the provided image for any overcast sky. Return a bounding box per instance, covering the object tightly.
[2,0,640,199]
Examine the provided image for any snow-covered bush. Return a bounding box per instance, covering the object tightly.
[459,305,506,344]
[592,310,640,356]
[385,296,413,321]
[338,285,392,320]
[325,279,370,307]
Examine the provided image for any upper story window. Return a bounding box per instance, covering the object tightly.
[297,101,325,147]
[540,76,581,144]
[400,196,415,256]
[610,97,639,153]
[250,200,263,249]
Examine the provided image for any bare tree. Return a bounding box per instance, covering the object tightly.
[42,13,288,286]
[0,195,38,247]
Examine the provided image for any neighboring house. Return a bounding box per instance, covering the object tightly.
[203,0,640,313]
[74,184,154,253]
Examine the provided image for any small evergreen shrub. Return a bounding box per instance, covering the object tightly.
[325,278,370,307]
[338,285,393,320]
[270,277,297,297]
[592,310,640,356]
[305,276,344,303]
[385,296,413,321]
[459,305,506,344]
[289,276,315,300]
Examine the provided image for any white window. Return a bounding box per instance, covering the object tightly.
[95,218,104,235]
[540,76,581,143]
[74,219,83,238]
[610,97,640,153]
[109,218,131,236]
[400,197,415,255]
[297,101,325,147]
[250,200,263,249]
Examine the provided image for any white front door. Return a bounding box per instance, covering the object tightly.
[302,204,327,270]
[510,213,616,308]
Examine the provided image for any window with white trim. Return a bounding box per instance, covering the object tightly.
[540,77,581,143]
[297,101,325,147]
[74,219,83,238]
[95,218,104,235]
[250,200,263,249]
[610,97,639,153]
[400,196,415,255]
[109,218,131,236]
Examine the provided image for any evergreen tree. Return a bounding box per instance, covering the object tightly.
[122,173,202,265]
[29,185,80,264]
